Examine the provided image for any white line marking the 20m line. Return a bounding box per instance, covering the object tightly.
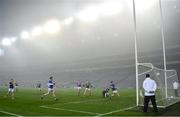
[63,98,105,105]
[0,110,22,117]
[40,105,100,115]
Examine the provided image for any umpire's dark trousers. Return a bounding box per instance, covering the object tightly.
[175,89,179,97]
[144,95,158,112]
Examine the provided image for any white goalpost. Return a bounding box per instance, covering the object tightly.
[138,63,180,108]
[132,0,180,108]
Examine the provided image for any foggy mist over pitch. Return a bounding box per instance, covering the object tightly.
[0,0,180,87]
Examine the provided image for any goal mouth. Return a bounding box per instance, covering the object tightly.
[137,63,180,108]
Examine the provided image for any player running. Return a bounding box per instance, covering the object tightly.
[110,81,119,97]
[83,80,92,96]
[6,79,15,99]
[41,76,57,101]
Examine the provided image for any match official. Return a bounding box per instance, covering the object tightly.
[143,74,158,113]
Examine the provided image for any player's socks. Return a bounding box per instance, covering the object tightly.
[54,97,58,101]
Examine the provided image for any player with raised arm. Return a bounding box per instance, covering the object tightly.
[41,76,57,101]
[6,79,15,100]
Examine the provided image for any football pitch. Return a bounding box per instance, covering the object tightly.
[0,88,180,116]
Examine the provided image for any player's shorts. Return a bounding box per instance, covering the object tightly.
[77,87,82,90]
[105,92,109,97]
[85,88,91,91]
[8,88,14,92]
[112,90,118,93]
[48,88,54,92]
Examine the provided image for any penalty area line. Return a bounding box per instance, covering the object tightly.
[97,106,137,116]
[40,105,100,115]
[0,110,22,117]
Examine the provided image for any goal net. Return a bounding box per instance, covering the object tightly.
[138,63,180,108]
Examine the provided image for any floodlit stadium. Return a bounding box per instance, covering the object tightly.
[0,0,180,116]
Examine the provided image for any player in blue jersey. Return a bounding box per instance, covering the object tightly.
[6,79,15,99]
[41,76,57,101]
[110,81,119,97]
[76,81,82,96]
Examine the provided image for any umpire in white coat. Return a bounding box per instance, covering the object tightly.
[143,74,158,113]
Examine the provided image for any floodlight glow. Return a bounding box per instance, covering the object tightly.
[99,1,122,16]
[20,31,30,39]
[1,38,12,46]
[77,1,123,22]
[77,6,99,22]
[64,17,74,25]
[32,26,43,36]
[44,19,60,34]
[11,37,17,43]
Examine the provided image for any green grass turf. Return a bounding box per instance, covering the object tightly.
[0,87,180,116]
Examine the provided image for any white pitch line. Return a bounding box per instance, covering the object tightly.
[40,105,100,115]
[98,106,136,116]
[63,98,105,105]
[41,98,105,107]
[0,110,22,117]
